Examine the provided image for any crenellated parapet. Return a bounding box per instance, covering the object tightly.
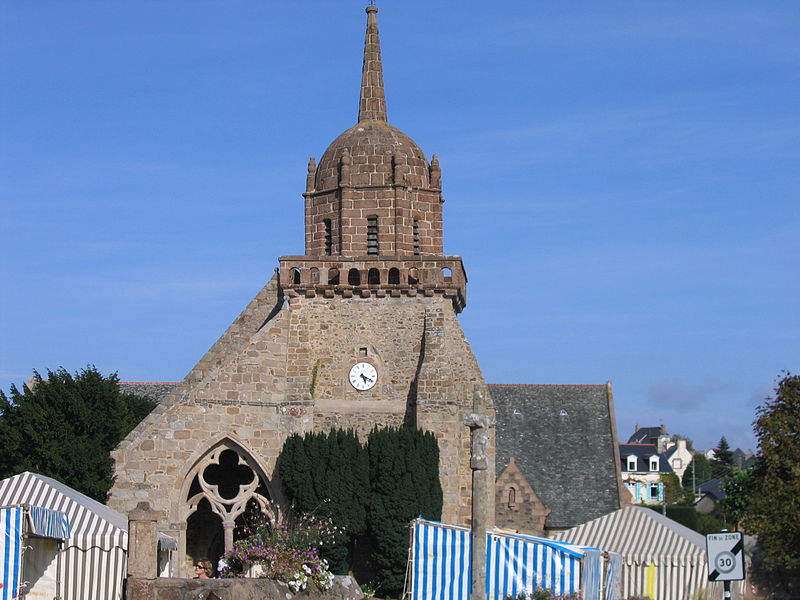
[278,255,467,312]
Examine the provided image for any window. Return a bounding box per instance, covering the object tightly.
[324,219,333,256]
[649,456,659,472]
[348,268,360,286]
[327,268,340,285]
[408,268,419,285]
[672,458,682,469]
[649,483,660,500]
[368,268,380,285]
[413,219,420,255]
[367,217,379,255]
[627,456,637,472]
[291,268,301,285]
[388,268,400,285]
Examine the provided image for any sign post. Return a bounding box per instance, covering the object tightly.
[706,531,744,599]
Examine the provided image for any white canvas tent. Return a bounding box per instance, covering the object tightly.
[551,506,745,600]
[0,472,177,600]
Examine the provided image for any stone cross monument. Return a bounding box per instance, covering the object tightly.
[463,385,495,600]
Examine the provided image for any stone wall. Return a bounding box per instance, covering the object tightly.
[110,288,493,575]
[127,576,363,600]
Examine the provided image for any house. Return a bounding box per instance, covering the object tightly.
[695,477,728,514]
[619,443,675,504]
[627,424,692,479]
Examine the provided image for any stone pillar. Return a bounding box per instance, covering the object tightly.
[463,386,495,600]
[127,502,164,600]
[128,502,163,579]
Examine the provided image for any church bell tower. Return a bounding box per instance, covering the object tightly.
[109,6,493,574]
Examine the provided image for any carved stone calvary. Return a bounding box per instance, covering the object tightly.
[463,385,495,600]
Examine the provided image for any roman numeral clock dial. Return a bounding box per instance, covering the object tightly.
[349,362,378,391]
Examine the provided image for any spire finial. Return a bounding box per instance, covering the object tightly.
[358,4,387,123]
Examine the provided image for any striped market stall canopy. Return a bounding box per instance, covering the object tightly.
[409,519,601,600]
[551,506,744,600]
[0,472,177,600]
[1,504,70,600]
[1,507,23,600]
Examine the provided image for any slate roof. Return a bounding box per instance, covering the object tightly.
[627,426,663,444]
[697,477,727,500]
[491,384,624,529]
[119,382,178,401]
[619,443,675,474]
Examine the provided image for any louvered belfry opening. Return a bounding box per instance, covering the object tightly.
[367,217,379,255]
[324,219,333,256]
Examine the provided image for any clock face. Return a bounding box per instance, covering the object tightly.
[349,362,378,391]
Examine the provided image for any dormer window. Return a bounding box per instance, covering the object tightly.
[649,456,659,472]
[627,456,637,472]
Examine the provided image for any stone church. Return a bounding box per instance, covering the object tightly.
[111,6,625,577]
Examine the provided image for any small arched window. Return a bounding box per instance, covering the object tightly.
[388,268,400,285]
[292,268,301,285]
[327,268,340,285]
[507,486,517,509]
[368,268,380,285]
[441,267,452,282]
[310,268,319,284]
[408,268,419,285]
[348,268,361,286]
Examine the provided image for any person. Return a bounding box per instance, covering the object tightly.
[193,558,213,579]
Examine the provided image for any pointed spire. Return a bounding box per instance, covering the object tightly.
[358,5,387,123]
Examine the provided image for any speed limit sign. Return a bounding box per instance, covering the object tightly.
[706,531,744,581]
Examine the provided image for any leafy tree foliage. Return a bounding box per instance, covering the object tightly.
[745,373,800,570]
[659,473,681,504]
[0,366,156,502]
[681,453,712,502]
[367,427,442,597]
[722,468,753,530]
[277,429,369,573]
[710,436,735,479]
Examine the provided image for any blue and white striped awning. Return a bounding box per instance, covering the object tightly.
[1,507,23,600]
[27,505,71,539]
[410,519,600,600]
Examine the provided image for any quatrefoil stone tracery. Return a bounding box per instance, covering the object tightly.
[186,447,273,526]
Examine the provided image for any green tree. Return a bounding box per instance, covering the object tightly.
[710,436,735,479]
[746,373,800,570]
[660,473,681,504]
[681,453,712,502]
[277,429,369,573]
[0,366,157,501]
[367,427,442,597]
[721,468,753,530]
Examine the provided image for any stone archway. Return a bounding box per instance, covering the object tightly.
[183,441,276,568]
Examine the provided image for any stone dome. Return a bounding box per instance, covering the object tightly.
[315,121,431,190]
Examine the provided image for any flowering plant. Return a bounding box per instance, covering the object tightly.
[218,506,338,592]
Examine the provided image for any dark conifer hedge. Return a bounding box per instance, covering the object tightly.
[277,426,442,594]
[277,429,369,573]
[367,426,442,596]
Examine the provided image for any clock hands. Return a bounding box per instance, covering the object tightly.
[360,373,374,384]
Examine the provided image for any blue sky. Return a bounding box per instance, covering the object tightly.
[1,1,797,453]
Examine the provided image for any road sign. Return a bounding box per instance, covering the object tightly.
[706,531,744,581]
